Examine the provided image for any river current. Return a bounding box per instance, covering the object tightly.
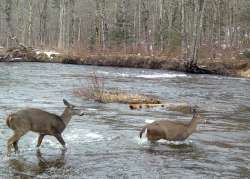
[0,63,249,178]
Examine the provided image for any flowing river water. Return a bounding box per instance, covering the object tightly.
[0,63,249,178]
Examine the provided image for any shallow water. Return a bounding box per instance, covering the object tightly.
[0,63,249,178]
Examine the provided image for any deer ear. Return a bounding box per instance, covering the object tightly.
[63,99,70,107]
[192,105,199,113]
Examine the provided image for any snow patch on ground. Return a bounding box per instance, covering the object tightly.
[36,50,60,58]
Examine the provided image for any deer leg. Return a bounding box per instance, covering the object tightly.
[13,140,19,153]
[54,134,66,148]
[7,133,18,154]
[7,131,25,155]
[37,134,45,147]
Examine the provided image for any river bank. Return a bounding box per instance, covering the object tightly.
[1,46,250,78]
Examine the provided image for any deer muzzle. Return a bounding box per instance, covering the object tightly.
[79,111,85,116]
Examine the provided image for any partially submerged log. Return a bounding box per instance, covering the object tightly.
[100,91,160,104]
[184,61,214,74]
[129,102,194,114]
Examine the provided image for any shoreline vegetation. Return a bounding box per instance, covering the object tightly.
[0,45,250,78]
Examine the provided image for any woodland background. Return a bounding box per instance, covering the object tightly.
[0,0,250,64]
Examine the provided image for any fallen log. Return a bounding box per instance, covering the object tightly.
[129,102,194,114]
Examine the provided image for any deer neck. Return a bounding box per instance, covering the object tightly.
[60,107,72,126]
[187,114,199,135]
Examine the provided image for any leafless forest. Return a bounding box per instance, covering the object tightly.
[0,0,250,62]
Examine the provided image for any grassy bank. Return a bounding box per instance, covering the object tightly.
[1,46,250,78]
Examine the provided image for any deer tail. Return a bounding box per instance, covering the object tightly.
[139,126,147,138]
[6,114,13,129]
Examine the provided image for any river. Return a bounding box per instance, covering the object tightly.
[0,63,249,178]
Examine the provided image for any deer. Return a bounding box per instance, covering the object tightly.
[6,99,84,155]
[139,108,207,142]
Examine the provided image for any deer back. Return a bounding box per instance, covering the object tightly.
[146,120,190,141]
[8,108,65,135]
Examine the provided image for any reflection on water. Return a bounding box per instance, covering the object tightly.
[0,63,250,178]
[36,149,66,172]
[8,149,65,178]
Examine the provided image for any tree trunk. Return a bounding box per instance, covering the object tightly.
[101,0,106,50]
[186,0,209,73]
[95,0,101,49]
[159,0,163,52]
[5,0,17,47]
[28,0,33,46]
[69,0,75,47]
[138,0,141,46]
[181,0,187,59]
[142,0,149,55]
[58,0,66,49]
[39,0,48,46]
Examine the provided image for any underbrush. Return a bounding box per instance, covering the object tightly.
[73,73,160,104]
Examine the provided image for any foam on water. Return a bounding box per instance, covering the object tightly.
[97,70,188,79]
[18,130,105,151]
[97,71,109,75]
[136,136,149,145]
[35,138,62,148]
[98,71,130,77]
[85,132,103,141]
[117,73,130,77]
[137,73,187,79]
[136,127,193,146]
[86,108,97,111]
[159,139,193,145]
[64,130,104,143]
[136,137,193,146]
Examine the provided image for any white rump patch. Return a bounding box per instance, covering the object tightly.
[145,119,155,124]
[142,128,147,138]
[137,128,149,145]
[137,130,147,145]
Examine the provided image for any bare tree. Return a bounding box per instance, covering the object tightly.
[0,0,249,57]
[58,0,66,49]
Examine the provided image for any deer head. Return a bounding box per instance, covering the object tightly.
[192,107,207,124]
[63,99,85,116]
